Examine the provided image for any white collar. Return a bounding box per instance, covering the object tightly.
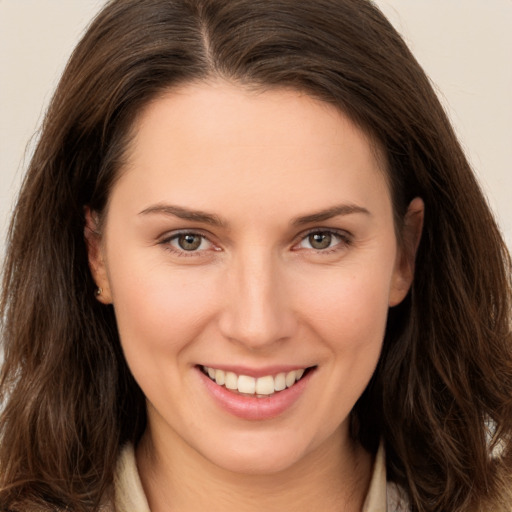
[112,441,407,511]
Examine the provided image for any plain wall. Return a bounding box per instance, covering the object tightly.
[1,0,511,261]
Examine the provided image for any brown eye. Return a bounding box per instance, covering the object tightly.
[177,233,203,251]
[163,231,216,256]
[296,230,349,253]
[308,232,333,250]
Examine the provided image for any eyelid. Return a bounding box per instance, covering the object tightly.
[292,227,352,252]
[158,229,220,256]
[157,227,352,257]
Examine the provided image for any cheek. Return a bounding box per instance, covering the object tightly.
[294,258,394,347]
[107,255,220,359]
[292,261,393,417]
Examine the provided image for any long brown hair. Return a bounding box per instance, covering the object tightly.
[1,1,511,510]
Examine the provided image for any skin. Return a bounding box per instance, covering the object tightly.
[86,80,423,511]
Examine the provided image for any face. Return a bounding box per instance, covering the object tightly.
[87,81,422,475]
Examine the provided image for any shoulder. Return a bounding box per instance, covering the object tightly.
[112,443,151,512]
[386,481,410,512]
[364,441,410,511]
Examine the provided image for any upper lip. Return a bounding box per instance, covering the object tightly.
[198,364,315,378]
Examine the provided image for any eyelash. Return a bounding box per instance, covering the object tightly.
[159,230,216,257]
[294,228,352,254]
[158,228,352,257]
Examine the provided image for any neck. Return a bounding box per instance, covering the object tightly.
[136,425,373,512]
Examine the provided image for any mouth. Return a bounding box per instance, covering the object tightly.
[200,365,313,398]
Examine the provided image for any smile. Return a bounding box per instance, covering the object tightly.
[201,366,308,397]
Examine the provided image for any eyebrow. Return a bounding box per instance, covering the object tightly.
[291,204,371,226]
[138,202,370,227]
[138,204,225,227]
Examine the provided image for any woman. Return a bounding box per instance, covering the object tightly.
[1,0,511,511]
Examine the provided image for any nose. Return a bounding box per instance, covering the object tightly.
[218,249,297,350]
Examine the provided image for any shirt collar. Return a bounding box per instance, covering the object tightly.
[113,441,394,511]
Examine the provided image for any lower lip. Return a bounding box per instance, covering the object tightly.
[197,368,314,421]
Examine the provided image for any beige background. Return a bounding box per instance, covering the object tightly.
[1,0,511,260]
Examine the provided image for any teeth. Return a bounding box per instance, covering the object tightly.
[214,369,225,386]
[274,372,286,391]
[238,375,256,394]
[255,375,275,395]
[224,371,238,390]
[285,371,297,388]
[202,366,308,397]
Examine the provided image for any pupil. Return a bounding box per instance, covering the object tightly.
[309,232,331,249]
[179,234,201,251]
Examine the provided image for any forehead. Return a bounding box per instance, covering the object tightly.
[111,80,392,223]
[128,80,383,163]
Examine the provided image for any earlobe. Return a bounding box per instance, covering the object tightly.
[84,207,112,304]
[389,197,424,307]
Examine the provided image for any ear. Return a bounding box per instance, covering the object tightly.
[84,207,112,304]
[389,197,424,307]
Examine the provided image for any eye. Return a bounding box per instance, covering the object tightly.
[162,232,214,254]
[174,233,204,251]
[296,230,349,251]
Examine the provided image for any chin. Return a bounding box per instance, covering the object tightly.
[195,428,324,476]
[209,449,304,476]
